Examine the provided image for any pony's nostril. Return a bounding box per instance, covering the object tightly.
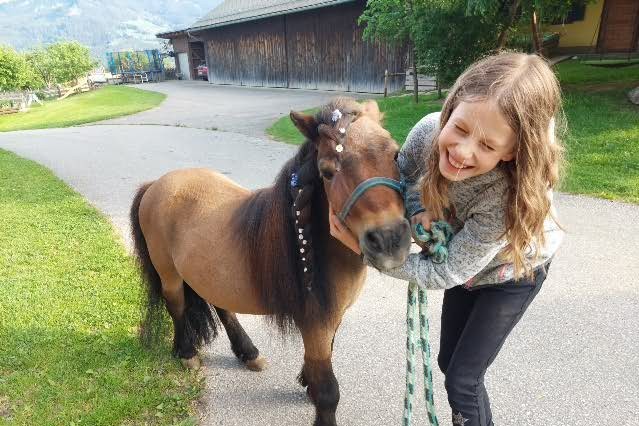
[364,230,383,252]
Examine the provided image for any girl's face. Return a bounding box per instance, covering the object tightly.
[438,100,516,181]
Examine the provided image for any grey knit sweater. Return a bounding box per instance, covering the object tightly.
[382,112,563,290]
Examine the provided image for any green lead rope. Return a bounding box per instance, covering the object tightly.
[403,220,453,426]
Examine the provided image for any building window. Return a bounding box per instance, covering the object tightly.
[553,1,587,24]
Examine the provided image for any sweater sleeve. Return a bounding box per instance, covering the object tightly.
[398,112,440,218]
[382,179,509,289]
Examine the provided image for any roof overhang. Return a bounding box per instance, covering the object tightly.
[156,29,188,39]
[189,0,356,33]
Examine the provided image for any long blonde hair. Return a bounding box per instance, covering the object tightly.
[422,52,564,278]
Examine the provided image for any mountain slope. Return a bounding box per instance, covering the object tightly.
[0,0,223,57]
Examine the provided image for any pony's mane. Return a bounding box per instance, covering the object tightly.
[232,98,362,332]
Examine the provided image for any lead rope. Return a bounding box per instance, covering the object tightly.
[403,221,453,426]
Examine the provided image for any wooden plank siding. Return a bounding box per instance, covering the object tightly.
[598,0,639,53]
[195,1,406,93]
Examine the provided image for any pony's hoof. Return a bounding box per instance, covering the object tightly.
[181,356,201,370]
[245,355,268,371]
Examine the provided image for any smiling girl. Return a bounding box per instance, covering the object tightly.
[329,52,564,425]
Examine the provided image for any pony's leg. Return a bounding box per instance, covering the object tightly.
[298,324,341,426]
[214,307,268,371]
[161,275,218,369]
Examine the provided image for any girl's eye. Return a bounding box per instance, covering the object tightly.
[481,142,495,151]
[455,125,468,134]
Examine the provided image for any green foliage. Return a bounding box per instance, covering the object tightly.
[412,0,502,86]
[1,41,96,90]
[360,0,596,86]
[359,0,413,46]
[0,45,31,90]
[47,41,96,84]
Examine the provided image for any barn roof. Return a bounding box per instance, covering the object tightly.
[190,0,356,31]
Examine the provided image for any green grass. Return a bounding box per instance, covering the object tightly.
[581,59,639,67]
[0,149,201,425]
[556,59,639,86]
[561,88,639,203]
[267,61,639,203]
[0,86,166,132]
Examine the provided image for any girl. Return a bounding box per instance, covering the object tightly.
[329,52,564,426]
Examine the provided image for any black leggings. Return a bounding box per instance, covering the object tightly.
[438,264,550,426]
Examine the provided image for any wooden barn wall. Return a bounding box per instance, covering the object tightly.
[201,17,288,87]
[197,1,406,93]
[286,2,406,93]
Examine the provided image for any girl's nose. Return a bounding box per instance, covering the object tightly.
[454,142,473,162]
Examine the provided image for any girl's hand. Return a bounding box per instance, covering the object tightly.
[328,205,362,255]
[411,211,433,249]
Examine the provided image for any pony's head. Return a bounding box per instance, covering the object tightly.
[290,98,411,270]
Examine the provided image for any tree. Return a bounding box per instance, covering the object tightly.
[412,0,502,89]
[361,0,502,95]
[0,46,31,91]
[26,47,55,88]
[467,0,595,55]
[47,41,96,85]
[360,0,593,92]
[359,0,421,102]
[27,41,96,87]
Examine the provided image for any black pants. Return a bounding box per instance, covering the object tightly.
[437,264,550,426]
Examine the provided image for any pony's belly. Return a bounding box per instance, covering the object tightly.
[174,228,272,316]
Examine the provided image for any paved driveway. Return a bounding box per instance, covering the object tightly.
[1,82,637,425]
[102,80,373,138]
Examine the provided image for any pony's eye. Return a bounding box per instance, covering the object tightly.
[321,169,335,180]
[394,151,399,161]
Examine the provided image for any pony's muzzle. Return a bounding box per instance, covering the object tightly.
[361,218,411,270]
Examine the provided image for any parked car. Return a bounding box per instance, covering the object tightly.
[197,64,208,81]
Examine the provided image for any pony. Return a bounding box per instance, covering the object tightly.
[130,97,411,425]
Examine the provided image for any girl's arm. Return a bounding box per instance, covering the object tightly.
[382,181,509,289]
[399,112,440,218]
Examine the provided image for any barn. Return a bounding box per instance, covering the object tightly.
[157,0,407,93]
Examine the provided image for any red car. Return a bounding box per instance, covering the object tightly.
[197,64,208,81]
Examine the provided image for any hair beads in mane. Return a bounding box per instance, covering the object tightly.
[290,146,320,292]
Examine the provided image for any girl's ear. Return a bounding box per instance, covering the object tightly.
[290,111,319,140]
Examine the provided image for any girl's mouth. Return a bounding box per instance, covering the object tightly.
[447,152,471,170]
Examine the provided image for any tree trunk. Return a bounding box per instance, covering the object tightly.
[531,10,543,56]
[496,0,522,49]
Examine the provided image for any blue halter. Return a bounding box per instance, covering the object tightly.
[337,177,405,222]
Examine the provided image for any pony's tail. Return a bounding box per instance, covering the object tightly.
[130,182,219,355]
[130,182,166,347]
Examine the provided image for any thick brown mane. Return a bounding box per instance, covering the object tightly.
[232,98,363,332]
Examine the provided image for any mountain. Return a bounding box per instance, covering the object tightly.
[0,0,223,59]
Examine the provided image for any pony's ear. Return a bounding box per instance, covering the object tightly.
[290,111,319,140]
[360,100,384,124]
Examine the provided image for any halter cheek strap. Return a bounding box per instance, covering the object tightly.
[337,177,405,223]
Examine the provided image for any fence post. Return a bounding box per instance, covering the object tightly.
[384,69,388,98]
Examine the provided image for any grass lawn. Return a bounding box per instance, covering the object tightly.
[267,60,639,203]
[0,149,200,425]
[0,86,166,132]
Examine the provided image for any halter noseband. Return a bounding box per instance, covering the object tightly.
[337,177,405,223]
